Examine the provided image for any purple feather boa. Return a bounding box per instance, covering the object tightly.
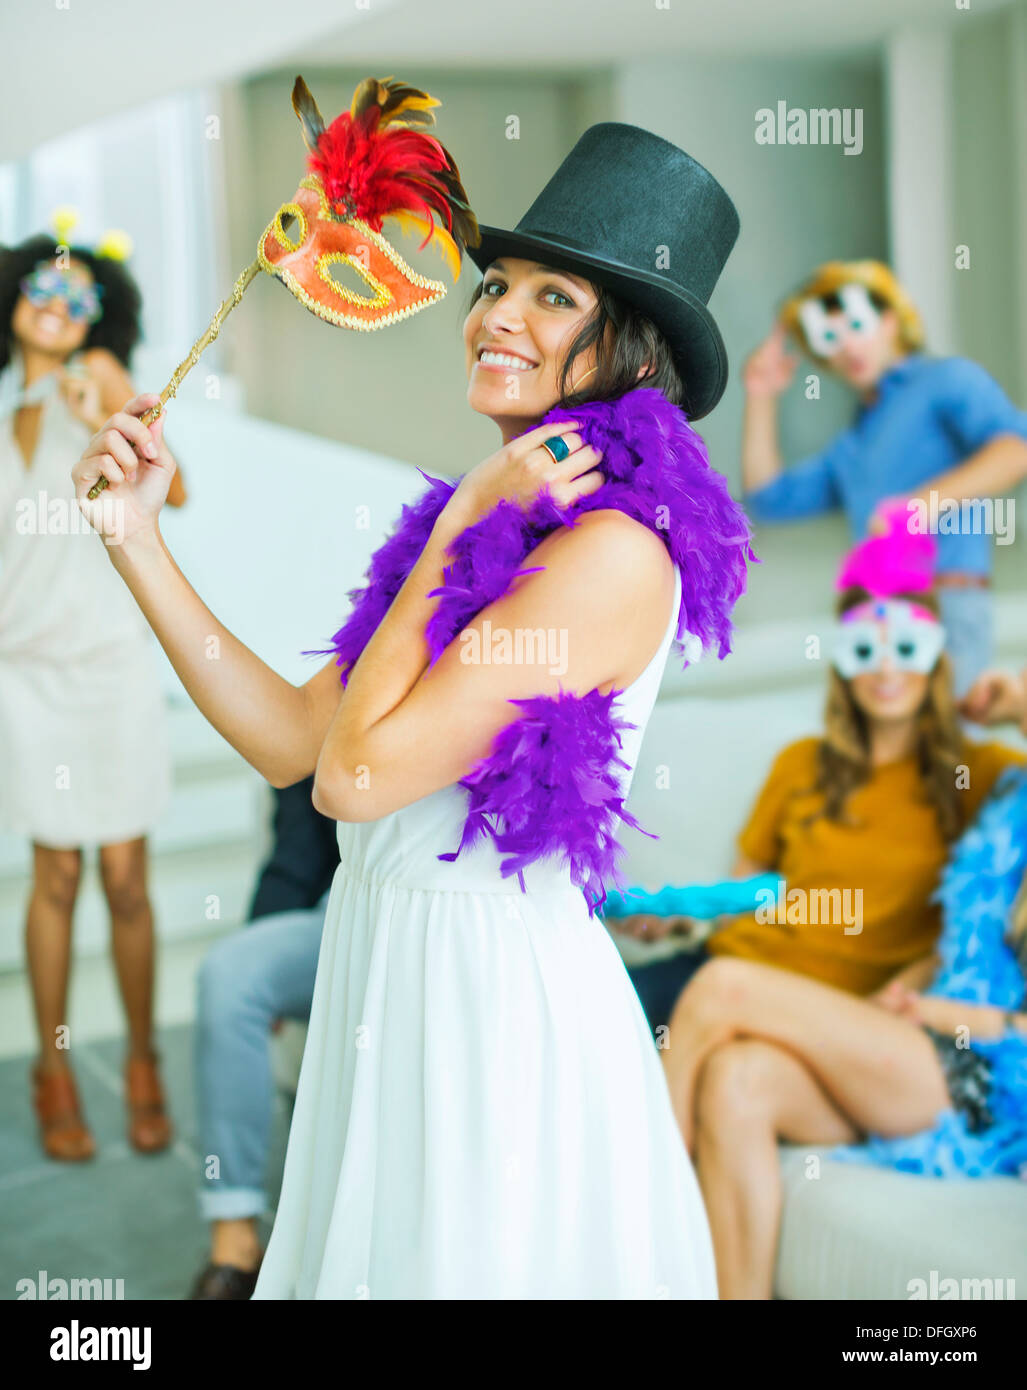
[305,386,756,914]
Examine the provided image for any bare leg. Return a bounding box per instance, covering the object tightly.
[100,837,157,1059]
[25,844,82,1072]
[662,957,951,1153]
[694,1039,860,1299]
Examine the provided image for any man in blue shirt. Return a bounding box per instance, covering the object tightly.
[741,260,1027,693]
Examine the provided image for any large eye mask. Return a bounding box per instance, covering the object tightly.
[832,600,945,679]
[258,175,449,330]
[798,282,881,358]
[20,263,104,325]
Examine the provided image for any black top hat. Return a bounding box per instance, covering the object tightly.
[466,122,740,420]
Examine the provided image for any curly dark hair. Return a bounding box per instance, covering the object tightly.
[0,232,143,374]
[465,271,687,411]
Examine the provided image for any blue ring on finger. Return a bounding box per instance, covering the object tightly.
[541,435,570,464]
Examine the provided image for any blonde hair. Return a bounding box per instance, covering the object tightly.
[780,259,925,358]
[808,587,965,840]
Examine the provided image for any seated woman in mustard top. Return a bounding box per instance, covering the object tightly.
[623,608,1023,1022]
[624,500,1025,1019]
[618,519,1027,1300]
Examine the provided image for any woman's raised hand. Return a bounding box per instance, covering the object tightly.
[959,668,1027,731]
[58,363,105,433]
[72,393,177,545]
[447,419,605,529]
[742,323,799,398]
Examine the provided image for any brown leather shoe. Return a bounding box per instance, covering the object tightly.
[126,1051,172,1153]
[31,1063,96,1161]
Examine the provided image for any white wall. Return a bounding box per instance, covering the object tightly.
[614,53,887,628]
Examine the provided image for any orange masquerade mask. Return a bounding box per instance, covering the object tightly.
[259,174,447,330]
[255,74,478,331]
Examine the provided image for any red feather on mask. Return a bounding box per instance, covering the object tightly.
[296,75,479,281]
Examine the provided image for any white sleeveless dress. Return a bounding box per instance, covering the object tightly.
[0,362,171,848]
[253,565,718,1299]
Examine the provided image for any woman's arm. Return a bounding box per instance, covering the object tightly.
[871,973,1027,1039]
[73,394,321,788]
[312,507,676,822]
[902,433,1027,513]
[740,325,797,494]
[902,993,1027,1040]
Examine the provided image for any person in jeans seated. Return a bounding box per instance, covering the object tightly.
[187,775,339,1300]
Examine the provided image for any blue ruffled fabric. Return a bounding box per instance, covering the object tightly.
[601,875,781,921]
[829,766,1027,1179]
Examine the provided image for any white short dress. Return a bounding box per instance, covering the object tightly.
[0,365,171,849]
[253,566,719,1299]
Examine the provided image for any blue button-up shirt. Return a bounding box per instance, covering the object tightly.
[744,353,1027,574]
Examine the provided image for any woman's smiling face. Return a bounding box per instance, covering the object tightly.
[12,257,95,360]
[463,257,609,440]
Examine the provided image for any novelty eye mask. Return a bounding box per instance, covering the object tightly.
[20,264,104,325]
[798,282,881,358]
[832,599,945,679]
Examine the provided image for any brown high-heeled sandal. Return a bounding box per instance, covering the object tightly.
[126,1051,173,1153]
[31,1063,96,1161]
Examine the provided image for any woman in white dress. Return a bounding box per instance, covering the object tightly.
[72,123,743,1297]
[0,233,185,1160]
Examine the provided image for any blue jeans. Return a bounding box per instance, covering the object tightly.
[626,944,712,1037]
[194,890,329,1222]
[937,586,994,698]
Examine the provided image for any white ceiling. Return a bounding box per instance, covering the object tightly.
[0,0,1011,163]
[288,0,1009,66]
[0,0,400,161]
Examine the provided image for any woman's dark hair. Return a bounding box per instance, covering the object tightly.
[466,270,687,411]
[0,232,143,374]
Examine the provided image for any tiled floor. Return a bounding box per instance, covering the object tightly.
[1,1025,290,1301]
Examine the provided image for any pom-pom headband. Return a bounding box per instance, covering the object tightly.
[49,206,134,262]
